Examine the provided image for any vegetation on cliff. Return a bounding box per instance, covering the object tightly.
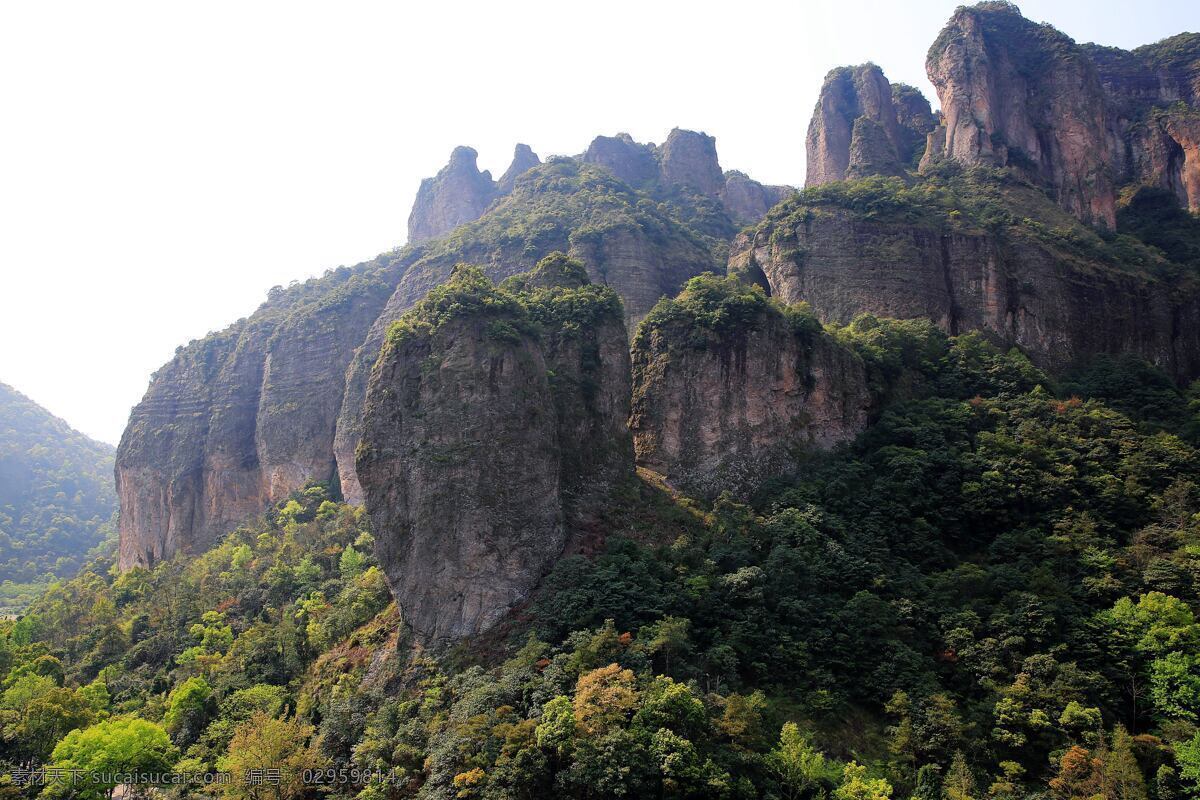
[760,165,1190,278]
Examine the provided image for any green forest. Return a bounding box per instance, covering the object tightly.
[0,383,116,613]
[5,311,1200,800]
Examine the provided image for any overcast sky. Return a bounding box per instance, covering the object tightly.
[1,0,1195,445]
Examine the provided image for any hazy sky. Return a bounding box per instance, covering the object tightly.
[1,0,1196,445]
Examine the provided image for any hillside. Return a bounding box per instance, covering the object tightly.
[9,318,1200,797]
[0,382,116,611]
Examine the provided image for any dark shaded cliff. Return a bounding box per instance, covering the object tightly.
[356,257,632,643]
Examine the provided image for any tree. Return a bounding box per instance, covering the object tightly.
[0,673,94,762]
[1151,653,1200,721]
[767,722,836,800]
[943,753,978,800]
[43,718,177,800]
[638,616,691,675]
[164,676,212,747]
[1103,726,1148,800]
[217,712,327,800]
[1178,732,1200,798]
[912,765,942,800]
[1104,594,1198,657]
[1050,746,1103,800]
[835,762,893,800]
[338,545,366,580]
[573,664,638,736]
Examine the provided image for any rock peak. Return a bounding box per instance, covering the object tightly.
[921,1,1117,226]
[498,143,541,193]
[583,133,659,186]
[805,64,916,186]
[658,128,724,196]
[407,146,498,244]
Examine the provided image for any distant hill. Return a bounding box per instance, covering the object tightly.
[0,381,116,609]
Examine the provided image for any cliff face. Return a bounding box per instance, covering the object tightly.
[116,263,402,569]
[920,2,1117,227]
[658,128,725,196]
[720,172,793,226]
[333,159,722,503]
[356,258,632,644]
[406,147,499,244]
[630,276,869,499]
[729,173,1200,381]
[1086,34,1200,212]
[806,65,909,186]
[582,134,659,187]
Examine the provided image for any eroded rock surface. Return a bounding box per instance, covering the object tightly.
[357,257,632,643]
[729,182,1200,380]
[407,146,498,244]
[920,2,1117,227]
[630,276,869,498]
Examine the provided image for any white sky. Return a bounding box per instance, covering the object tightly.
[1,0,1196,445]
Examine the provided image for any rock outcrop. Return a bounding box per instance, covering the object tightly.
[658,128,725,196]
[407,146,498,244]
[805,66,937,187]
[1086,34,1200,212]
[582,133,659,187]
[582,129,792,226]
[729,175,1200,381]
[497,144,541,194]
[631,276,869,498]
[720,172,793,226]
[333,159,722,503]
[806,64,911,186]
[116,262,403,569]
[920,2,1117,227]
[357,256,632,643]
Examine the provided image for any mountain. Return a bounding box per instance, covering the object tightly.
[15,4,1200,798]
[0,382,116,608]
[115,129,789,571]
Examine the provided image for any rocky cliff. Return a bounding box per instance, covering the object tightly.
[497,143,541,194]
[806,5,1200,226]
[356,256,632,643]
[583,129,793,227]
[920,2,1118,227]
[333,158,723,503]
[805,64,921,186]
[116,262,403,568]
[406,146,498,244]
[120,131,751,567]
[1085,34,1200,213]
[631,275,869,498]
[729,169,1200,381]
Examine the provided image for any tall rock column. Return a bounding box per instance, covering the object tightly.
[357,256,633,644]
[921,2,1117,227]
